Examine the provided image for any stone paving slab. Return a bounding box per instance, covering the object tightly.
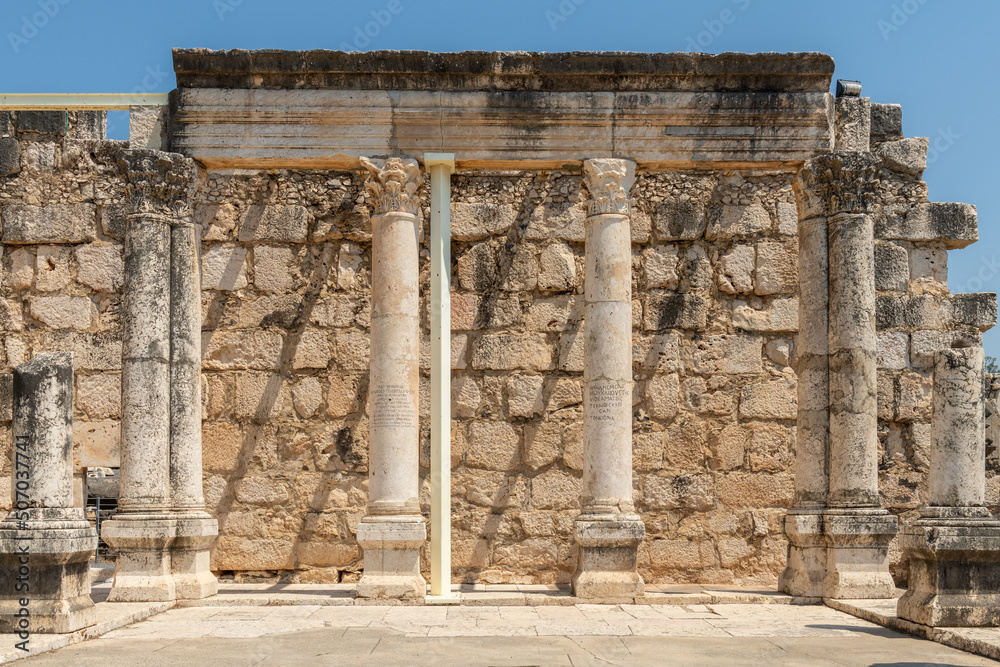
[14,602,996,666]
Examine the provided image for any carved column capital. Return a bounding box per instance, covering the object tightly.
[360,157,424,217]
[117,151,195,220]
[794,152,881,220]
[582,158,636,217]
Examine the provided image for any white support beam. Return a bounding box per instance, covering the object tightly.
[0,93,169,110]
[424,152,459,604]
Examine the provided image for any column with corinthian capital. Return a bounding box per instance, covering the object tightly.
[573,158,645,599]
[356,157,427,599]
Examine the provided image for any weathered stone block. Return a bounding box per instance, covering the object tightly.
[451,202,515,241]
[537,242,577,291]
[506,374,544,418]
[683,334,763,375]
[525,201,585,241]
[75,244,124,292]
[35,246,72,292]
[292,330,331,369]
[642,474,714,511]
[877,137,928,176]
[717,245,754,294]
[739,378,797,419]
[876,331,909,370]
[870,103,903,140]
[651,200,706,240]
[642,244,679,289]
[874,241,909,292]
[948,293,997,331]
[708,202,771,240]
[6,247,33,289]
[732,298,798,332]
[201,245,249,290]
[237,205,311,243]
[875,295,945,329]
[253,246,298,293]
[877,203,978,249]
[716,472,793,508]
[665,420,707,469]
[466,421,520,471]
[754,241,796,295]
[73,420,120,468]
[29,296,94,330]
[71,111,107,140]
[645,373,679,420]
[632,332,679,372]
[530,470,581,510]
[0,138,19,176]
[643,292,707,330]
[472,334,554,371]
[834,96,870,152]
[1,204,96,244]
[75,373,121,419]
[0,300,24,332]
[202,331,283,370]
[18,110,67,135]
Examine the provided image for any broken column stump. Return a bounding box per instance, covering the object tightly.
[0,352,98,634]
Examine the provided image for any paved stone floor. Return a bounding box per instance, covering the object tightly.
[19,603,996,666]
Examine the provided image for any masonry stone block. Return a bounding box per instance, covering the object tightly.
[878,202,978,249]
[651,200,707,240]
[643,292,708,330]
[18,110,67,135]
[874,241,909,292]
[0,137,20,176]
[237,204,311,242]
[708,202,772,240]
[451,202,515,241]
[877,137,928,176]
[1,204,96,244]
[870,103,903,140]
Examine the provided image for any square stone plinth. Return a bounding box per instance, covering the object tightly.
[822,511,898,600]
[779,512,827,598]
[898,521,1000,627]
[572,516,645,599]
[356,517,426,600]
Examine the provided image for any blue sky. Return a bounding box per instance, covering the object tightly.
[3,0,998,356]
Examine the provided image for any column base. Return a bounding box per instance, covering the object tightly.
[356,516,426,600]
[778,511,827,598]
[102,516,177,602]
[897,519,1000,627]
[572,515,645,599]
[0,518,97,634]
[822,509,898,599]
[171,515,219,600]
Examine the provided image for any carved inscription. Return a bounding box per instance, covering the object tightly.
[589,382,626,423]
[371,384,416,429]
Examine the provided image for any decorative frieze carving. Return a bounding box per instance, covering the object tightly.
[582,158,635,217]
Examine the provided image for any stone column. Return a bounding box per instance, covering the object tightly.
[779,211,829,597]
[0,352,97,633]
[573,158,644,600]
[356,157,426,600]
[898,344,1000,627]
[102,151,217,602]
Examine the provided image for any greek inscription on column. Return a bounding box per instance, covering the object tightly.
[371,384,416,429]
[588,382,626,423]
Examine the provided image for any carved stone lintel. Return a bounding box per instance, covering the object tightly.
[582,158,636,217]
[360,157,424,217]
[117,150,195,220]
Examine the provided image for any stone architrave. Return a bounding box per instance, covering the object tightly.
[897,345,1000,627]
[101,151,218,602]
[572,158,645,599]
[356,157,427,600]
[0,352,98,633]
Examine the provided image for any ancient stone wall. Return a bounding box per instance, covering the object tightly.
[0,104,995,587]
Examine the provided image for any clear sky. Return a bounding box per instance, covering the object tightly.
[3,0,998,356]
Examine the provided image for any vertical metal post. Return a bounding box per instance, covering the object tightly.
[424,153,458,603]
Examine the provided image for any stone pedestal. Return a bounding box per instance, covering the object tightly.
[0,353,97,634]
[822,510,897,599]
[357,157,426,600]
[573,158,645,599]
[898,346,1000,626]
[103,151,217,602]
[779,512,827,598]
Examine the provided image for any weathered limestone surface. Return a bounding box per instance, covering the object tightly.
[573,159,644,599]
[0,352,97,634]
[897,346,1000,627]
[356,157,426,599]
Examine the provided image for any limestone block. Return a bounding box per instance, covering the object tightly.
[948,293,997,331]
[202,331,283,370]
[291,377,323,418]
[876,331,909,370]
[19,110,67,135]
[651,200,707,241]
[235,373,291,421]
[877,203,978,249]
[452,376,481,418]
[39,332,120,370]
[834,96,870,152]
[500,245,539,292]
[0,138,20,176]
[648,538,716,570]
[739,378,797,419]
[877,137,928,176]
[562,421,583,471]
[524,295,580,332]
[30,296,95,330]
[546,377,582,411]
[75,244,124,292]
[717,245,754,294]
[642,474,714,511]
[0,375,11,422]
[73,420,120,468]
[451,202,515,241]
[746,422,794,472]
[681,377,735,416]
[1,204,96,244]
[875,294,945,329]
[466,421,520,472]
[530,470,581,510]
[642,244,679,289]
[683,334,762,375]
[237,205,311,242]
[765,339,793,367]
[645,373,679,420]
[337,242,365,290]
[128,106,167,150]
[292,330,331,370]
[452,334,469,370]
[0,300,24,332]
[642,292,707,330]
[472,334,554,371]
[665,420,707,469]
[632,332,679,372]
[870,103,903,140]
[23,142,55,172]
[716,472,793,508]
[325,375,362,418]
[633,431,664,472]
[538,242,577,291]
[35,245,72,292]
[75,373,121,419]
[874,241,909,292]
[777,202,798,236]
[456,240,502,291]
[710,423,747,471]
[681,245,713,292]
[253,246,297,293]
[71,111,106,140]
[310,293,359,328]
[525,201,585,242]
[732,298,798,332]
[234,476,290,506]
[7,247,33,289]
[212,537,295,570]
[898,371,933,421]
[335,331,370,371]
[506,374,544,418]
[201,245,249,290]
[909,246,947,288]
[754,241,796,295]
[708,202,772,240]
[524,421,562,470]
